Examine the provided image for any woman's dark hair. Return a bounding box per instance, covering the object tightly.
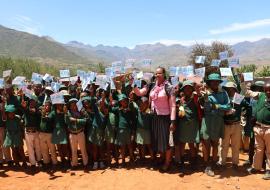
[157,66,166,79]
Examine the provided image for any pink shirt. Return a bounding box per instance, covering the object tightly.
[149,81,176,120]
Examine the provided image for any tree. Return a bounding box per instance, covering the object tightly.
[256,66,270,77]
[236,64,257,73]
[97,62,105,73]
[189,41,234,77]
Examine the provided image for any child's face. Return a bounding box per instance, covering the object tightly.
[69,102,78,112]
[183,86,193,97]
[56,104,63,111]
[29,100,37,108]
[7,112,15,119]
[83,101,91,110]
[44,102,51,112]
[119,99,128,108]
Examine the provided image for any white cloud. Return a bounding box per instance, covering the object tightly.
[8,15,42,35]
[209,18,270,35]
[133,34,270,48]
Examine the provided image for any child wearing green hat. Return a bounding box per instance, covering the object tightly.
[65,98,88,168]
[2,105,27,167]
[175,80,201,170]
[39,100,58,167]
[199,73,231,176]
[112,93,135,166]
[52,103,70,167]
[134,97,154,162]
[21,94,42,167]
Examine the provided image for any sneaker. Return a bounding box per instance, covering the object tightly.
[247,167,257,174]
[262,170,270,180]
[99,162,105,169]
[92,162,98,170]
[205,166,215,177]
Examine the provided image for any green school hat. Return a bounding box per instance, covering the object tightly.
[5,105,16,113]
[223,81,237,89]
[117,94,128,102]
[206,73,222,82]
[255,81,265,87]
[181,80,194,90]
[81,96,91,102]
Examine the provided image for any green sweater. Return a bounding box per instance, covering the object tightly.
[39,111,54,133]
[255,93,270,125]
[65,111,87,132]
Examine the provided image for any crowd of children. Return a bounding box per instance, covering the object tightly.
[0,66,269,180]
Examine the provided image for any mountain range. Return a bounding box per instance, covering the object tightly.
[1,25,270,70]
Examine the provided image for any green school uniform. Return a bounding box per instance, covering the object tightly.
[255,93,270,125]
[112,107,134,146]
[135,110,152,145]
[88,103,107,146]
[105,112,116,144]
[4,116,23,147]
[176,97,200,143]
[39,111,54,133]
[65,111,86,133]
[200,89,231,140]
[22,107,41,130]
[51,111,68,144]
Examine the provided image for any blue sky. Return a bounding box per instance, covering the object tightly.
[1,0,270,48]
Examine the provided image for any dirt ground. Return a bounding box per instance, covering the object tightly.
[0,150,269,190]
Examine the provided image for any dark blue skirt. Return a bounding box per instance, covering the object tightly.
[151,114,170,153]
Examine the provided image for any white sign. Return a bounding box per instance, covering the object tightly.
[95,75,107,87]
[76,100,83,111]
[195,67,205,78]
[31,73,43,84]
[228,58,240,68]
[219,51,229,60]
[110,78,116,90]
[134,79,142,88]
[171,76,179,87]
[195,56,206,64]
[3,70,12,78]
[50,92,65,105]
[125,59,135,68]
[42,73,52,82]
[12,76,26,85]
[211,59,221,67]
[243,72,253,81]
[59,69,70,78]
[232,93,245,105]
[220,68,233,77]
[0,78,4,88]
[77,70,86,78]
[142,59,152,67]
[112,61,123,67]
[137,71,144,79]
[51,82,61,92]
[22,87,34,99]
[181,65,194,77]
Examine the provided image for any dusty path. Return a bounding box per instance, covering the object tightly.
[0,152,269,190]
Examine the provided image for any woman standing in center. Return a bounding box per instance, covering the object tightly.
[149,67,176,172]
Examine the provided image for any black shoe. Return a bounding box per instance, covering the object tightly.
[247,167,257,174]
[232,164,238,170]
[262,170,270,180]
[243,160,251,166]
[7,161,14,167]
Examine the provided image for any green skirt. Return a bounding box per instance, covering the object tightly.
[200,115,224,141]
[176,119,200,143]
[104,125,115,144]
[136,128,151,145]
[4,130,23,147]
[114,128,131,146]
[52,128,68,144]
[88,127,105,146]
